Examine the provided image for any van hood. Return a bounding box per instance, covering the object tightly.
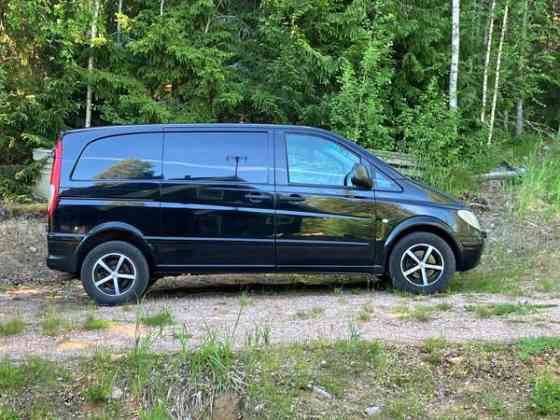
[407,178,466,209]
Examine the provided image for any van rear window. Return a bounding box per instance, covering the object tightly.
[163,132,269,183]
[72,133,162,180]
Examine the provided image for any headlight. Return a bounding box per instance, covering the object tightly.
[458,210,481,231]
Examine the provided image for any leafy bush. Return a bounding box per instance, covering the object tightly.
[0,160,44,203]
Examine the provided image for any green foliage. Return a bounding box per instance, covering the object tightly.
[518,337,560,361]
[517,145,560,218]
[82,315,111,331]
[464,303,555,318]
[329,31,393,149]
[189,334,235,391]
[140,309,174,328]
[532,372,560,415]
[0,318,26,337]
[1,0,559,194]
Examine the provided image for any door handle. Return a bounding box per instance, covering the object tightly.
[280,194,305,203]
[244,192,267,203]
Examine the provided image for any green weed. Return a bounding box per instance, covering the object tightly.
[465,303,556,318]
[140,308,174,328]
[40,309,71,336]
[518,337,560,360]
[532,372,560,415]
[83,315,112,331]
[0,318,25,336]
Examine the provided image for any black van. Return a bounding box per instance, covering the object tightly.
[47,124,484,305]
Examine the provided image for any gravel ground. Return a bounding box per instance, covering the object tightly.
[1,279,560,361]
[1,189,559,360]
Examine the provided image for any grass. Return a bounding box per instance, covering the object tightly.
[393,303,451,322]
[464,303,556,318]
[140,308,174,328]
[83,314,112,331]
[239,291,252,307]
[532,372,560,416]
[83,381,112,404]
[292,306,324,320]
[518,336,560,360]
[356,303,374,322]
[0,318,25,336]
[517,147,560,219]
[2,337,560,418]
[40,308,72,336]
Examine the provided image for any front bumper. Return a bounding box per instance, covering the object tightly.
[457,231,486,271]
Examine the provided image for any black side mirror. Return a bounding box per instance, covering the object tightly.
[350,164,373,190]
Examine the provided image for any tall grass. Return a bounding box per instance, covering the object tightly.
[517,148,560,218]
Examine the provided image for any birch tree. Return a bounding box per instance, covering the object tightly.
[488,1,509,144]
[449,0,460,111]
[516,0,529,137]
[85,0,100,128]
[481,0,496,123]
[116,0,123,46]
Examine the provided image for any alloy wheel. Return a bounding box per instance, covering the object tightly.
[400,243,445,287]
[91,253,137,296]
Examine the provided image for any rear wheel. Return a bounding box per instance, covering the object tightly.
[80,241,150,305]
[389,232,456,294]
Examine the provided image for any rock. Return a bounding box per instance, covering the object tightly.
[449,356,464,365]
[111,386,123,400]
[320,360,327,368]
[365,405,382,416]
[309,384,333,400]
[29,246,37,253]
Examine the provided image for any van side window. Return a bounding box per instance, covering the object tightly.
[164,132,269,183]
[374,169,401,191]
[73,133,162,180]
[286,133,359,187]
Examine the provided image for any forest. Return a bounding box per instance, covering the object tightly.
[0,0,559,199]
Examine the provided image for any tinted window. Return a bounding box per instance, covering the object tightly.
[286,133,360,186]
[374,169,401,191]
[164,132,269,183]
[73,133,162,180]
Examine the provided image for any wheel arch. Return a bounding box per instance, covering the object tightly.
[383,217,461,273]
[75,223,156,274]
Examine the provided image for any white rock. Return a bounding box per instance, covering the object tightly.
[111,386,123,400]
[310,385,333,400]
[365,405,382,416]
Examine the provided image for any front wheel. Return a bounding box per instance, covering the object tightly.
[389,232,456,294]
[80,241,150,305]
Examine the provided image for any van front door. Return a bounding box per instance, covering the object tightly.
[158,130,275,270]
[274,131,375,271]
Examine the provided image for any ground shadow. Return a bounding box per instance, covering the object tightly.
[145,273,391,301]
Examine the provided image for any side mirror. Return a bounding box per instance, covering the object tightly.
[351,164,373,190]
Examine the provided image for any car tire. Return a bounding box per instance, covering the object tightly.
[80,241,150,305]
[389,232,456,294]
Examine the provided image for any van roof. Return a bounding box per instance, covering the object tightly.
[64,123,328,135]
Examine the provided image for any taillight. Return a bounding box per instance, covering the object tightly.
[48,138,62,219]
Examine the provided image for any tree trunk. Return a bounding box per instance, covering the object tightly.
[515,0,529,137]
[449,0,460,111]
[160,0,164,16]
[85,0,100,128]
[116,0,123,46]
[516,99,524,137]
[481,0,496,123]
[488,2,509,145]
